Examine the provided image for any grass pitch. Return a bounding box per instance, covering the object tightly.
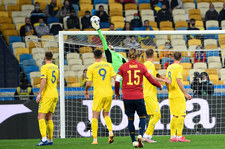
[0,135,224,149]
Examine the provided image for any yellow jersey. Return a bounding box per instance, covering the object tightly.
[40,63,59,98]
[143,61,158,100]
[86,61,116,97]
[166,63,184,99]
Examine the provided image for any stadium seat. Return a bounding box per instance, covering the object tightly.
[173,15,186,23]
[172,9,186,16]
[83,59,95,66]
[189,9,201,16]
[0,11,8,17]
[181,57,191,63]
[180,63,192,69]
[200,8,208,18]
[206,51,219,57]
[21,4,34,11]
[93,0,108,4]
[138,0,150,4]
[183,3,195,13]
[206,20,219,28]
[126,16,133,22]
[188,39,201,47]
[22,59,36,68]
[197,2,209,9]
[113,22,124,29]
[47,17,59,25]
[171,39,186,47]
[30,71,40,79]
[209,74,219,81]
[204,39,217,46]
[205,68,218,75]
[125,10,138,17]
[8,36,22,45]
[12,42,25,53]
[124,3,137,10]
[160,21,173,29]
[70,65,85,72]
[212,2,223,13]
[68,59,82,65]
[189,14,202,21]
[175,21,188,28]
[208,62,222,69]
[111,16,124,23]
[16,47,29,61]
[157,69,167,76]
[19,0,32,5]
[142,15,155,23]
[0,23,15,32]
[67,53,80,60]
[207,27,220,30]
[156,39,169,47]
[139,3,151,10]
[24,66,39,75]
[155,35,168,40]
[141,9,154,17]
[20,54,32,63]
[170,35,184,40]
[7,5,20,12]
[193,62,207,69]
[100,22,110,28]
[82,53,94,59]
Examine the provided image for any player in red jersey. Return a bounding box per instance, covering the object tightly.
[115,48,162,148]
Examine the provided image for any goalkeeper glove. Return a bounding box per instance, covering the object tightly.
[91,21,100,30]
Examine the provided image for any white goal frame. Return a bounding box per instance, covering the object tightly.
[58,30,225,138]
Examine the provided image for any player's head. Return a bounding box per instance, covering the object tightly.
[94,50,102,59]
[128,48,138,60]
[146,49,154,59]
[44,51,53,62]
[108,45,114,51]
[173,51,182,62]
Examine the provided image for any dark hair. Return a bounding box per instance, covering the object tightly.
[110,23,114,26]
[94,50,102,59]
[144,20,149,23]
[146,49,154,58]
[85,10,90,14]
[45,51,53,60]
[99,5,104,8]
[190,18,196,22]
[173,51,182,61]
[35,2,40,5]
[129,48,137,60]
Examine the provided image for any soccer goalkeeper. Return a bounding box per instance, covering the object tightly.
[91,19,127,73]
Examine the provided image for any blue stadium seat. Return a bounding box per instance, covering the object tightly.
[116,28,123,31]
[100,22,110,28]
[24,66,39,81]
[20,54,33,63]
[93,0,108,4]
[134,27,140,30]
[206,51,219,57]
[138,0,150,4]
[9,36,22,50]
[181,57,191,63]
[161,57,169,66]
[47,17,59,25]
[207,27,220,30]
[176,27,187,30]
[22,59,36,70]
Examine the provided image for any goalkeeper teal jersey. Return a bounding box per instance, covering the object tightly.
[97,29,127,73]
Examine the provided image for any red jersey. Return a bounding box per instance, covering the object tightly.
[117,60,161,100]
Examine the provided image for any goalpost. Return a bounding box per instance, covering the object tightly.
[57,30,225,139]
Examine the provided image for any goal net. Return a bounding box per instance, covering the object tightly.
[47,30,225,138]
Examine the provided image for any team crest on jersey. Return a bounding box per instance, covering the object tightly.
[179,73,182,76]
[155,109,158,112]
[86,77,88,79]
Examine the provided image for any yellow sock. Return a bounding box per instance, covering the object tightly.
[104,116,113,132]
[170,117,178,137]
[92,118,98,139]
[47,120,54,140]
[146,114,161,136]
[39,119,47,138]
[177,116,185,137]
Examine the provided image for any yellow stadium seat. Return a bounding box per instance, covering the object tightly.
[180,63,192,69]
[183,81,190,85]
[0,6,5,11]
[7,5,20,11]
[183,0,194,3]
[139,3,151,10]
[155,64,161,70]
[67,82,81,87]
[211,80,224,85]
[80,46,93,54]
[39,4,47,12]
[175,21,188,28]
[196,20,204,28]
[109,0,116,3]
[110,3,123,10]
[0,24,15,32]
[0,17,12,24]
[3,30,19,44]
[84,28,95,31]
[205,68,218,75]
[32,77,41,87]
[110,9,123,16]
[209,74,219,81]
[205,44,218,49]
[160,27,174,30]
[34,0,47,5]
[197,0,210,2]
[160,21,173,28]
[124,3,137,10]
[68,29,80,31]
[111,16,124,23]
[19,0,32,5]
[80,4,93,11]
[28,42,41,53]
[80,0,92,4]
[114,22,124,29]
[189,15,202,21]
[221,44,225,49]
[188,39,201,47]
[149,21,157,28]
[183,69,189,81]
[95,47,104,51]
[66,77,79,83]
[0,11,9,17]
[16,48,29,61]
[188,9,201,16]
[41,35,54,47]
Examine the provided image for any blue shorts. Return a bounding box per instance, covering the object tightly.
[123,99,147,118]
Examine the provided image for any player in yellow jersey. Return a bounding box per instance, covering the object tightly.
[85,50,116,145]
[166,52,192,142]
[143,49,171,143]
[36,51,59,146]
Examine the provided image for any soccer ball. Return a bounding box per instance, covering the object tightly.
[90,16,100,24]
